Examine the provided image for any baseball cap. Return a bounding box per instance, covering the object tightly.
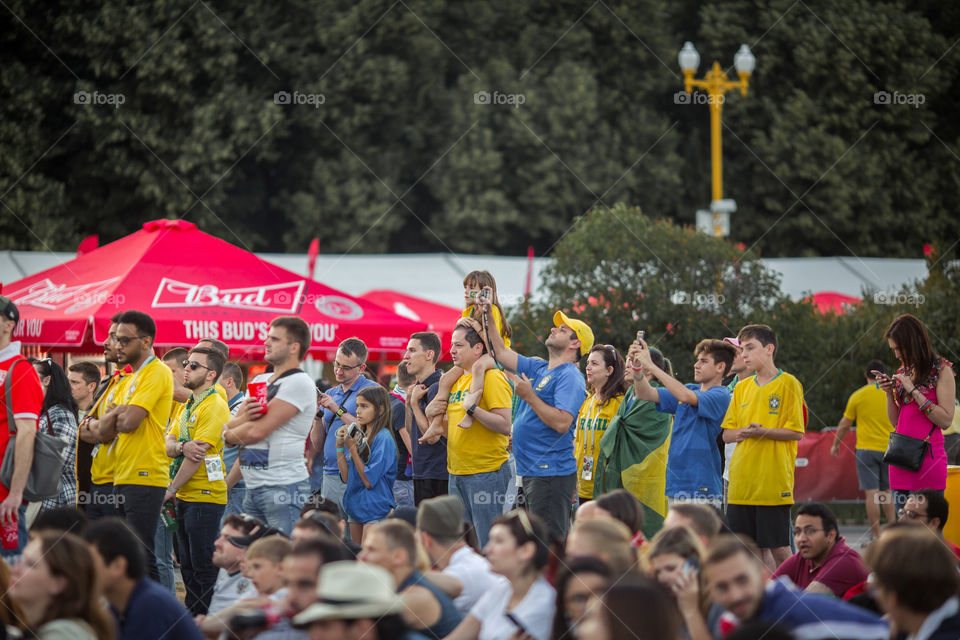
[553,311,595,357]
[0,296,19,324]
[723,337,741,348]
[417,495,465,539]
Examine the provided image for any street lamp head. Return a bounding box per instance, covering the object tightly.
[733,44,756,74]
[678,41,700,72]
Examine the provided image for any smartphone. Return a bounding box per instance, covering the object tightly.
[636,330,645,342]
[505,612,527,635]
[683,557,699,577]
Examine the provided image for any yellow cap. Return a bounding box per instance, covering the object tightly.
[553,311,595,357]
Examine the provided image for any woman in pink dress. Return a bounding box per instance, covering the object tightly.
[878,314,956,510]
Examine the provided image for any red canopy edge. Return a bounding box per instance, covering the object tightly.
[5,219,427,355]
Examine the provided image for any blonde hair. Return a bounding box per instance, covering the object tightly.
[570,518,636,575]
[246,535,292,564]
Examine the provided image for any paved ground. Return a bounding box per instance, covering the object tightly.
[838,524,873,551]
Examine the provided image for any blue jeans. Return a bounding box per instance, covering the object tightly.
[242,480,310,536]
[393,479,414,509]
[221,485,247,527]
[448,461,512,548]
[153,520,175,593]
[502,454,519,514]
[177,500,226,615]
[309,456,325,493]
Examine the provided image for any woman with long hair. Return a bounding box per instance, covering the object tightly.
[575,345,628,503]
[551,557,614,640]
[444,510,556,640]
[32,359,79,511]
[337,385,398,542]
[575,575,682,640]
[879,314,956,509]
[9,531,114,640]
[645,526,715,640]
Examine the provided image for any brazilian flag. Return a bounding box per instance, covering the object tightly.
[594,385,673,540]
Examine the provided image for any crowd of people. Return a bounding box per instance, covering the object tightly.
[0,266,957,639]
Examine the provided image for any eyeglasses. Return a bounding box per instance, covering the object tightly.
[183,360,213,372]
[334,361,363,371]
[792,526,824,537]
[898,508,929,521]
[115,335,147,347]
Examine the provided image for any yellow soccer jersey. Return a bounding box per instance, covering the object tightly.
[174,392,229,504]
[462,305,511,349]
[113,358,174,487]
[575,393,624,499]
[721,371,805,506]
[446,369,512,475]
[843,383,894,452]
[89,374,128,485]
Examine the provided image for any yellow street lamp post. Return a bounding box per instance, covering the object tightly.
[678,42,756,237]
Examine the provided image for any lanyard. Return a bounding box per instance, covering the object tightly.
[585,395,601,455]
[177,386,219,442]
[123,355,157,404]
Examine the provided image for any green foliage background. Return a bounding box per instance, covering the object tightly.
[3,0,959,257]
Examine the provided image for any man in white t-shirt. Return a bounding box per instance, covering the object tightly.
[416,495,507,615]
[224,317,318,535]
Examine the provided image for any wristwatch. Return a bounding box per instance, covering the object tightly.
[335,406,345,418]
[466,403,478,416]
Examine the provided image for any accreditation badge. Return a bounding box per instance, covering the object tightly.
[581,456,593,481]
[204,455,225,482]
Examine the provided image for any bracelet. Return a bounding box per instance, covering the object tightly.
[336,447,345,453]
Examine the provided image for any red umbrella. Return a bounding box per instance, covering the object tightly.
[807,291,861,315]
[361,289,462,358]
[3,220,426,357]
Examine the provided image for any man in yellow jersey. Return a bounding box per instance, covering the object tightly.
[94,310,173,581]
[164,346,230,615]
[443,324,512,547]
[831,360,896,539]
[721,324,805,570]
[80,313,127,519]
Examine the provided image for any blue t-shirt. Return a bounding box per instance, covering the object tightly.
[321,376,380,475]
[408,369,448,481]
[344,429,398,523]
[114,577,204,640]
[657,384,730,500]
[513,355,586,477]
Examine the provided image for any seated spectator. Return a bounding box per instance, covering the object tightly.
[865,526,960,640]
[206,514,263,615]
[662,502,723,547]
[244,535,292,600]
[359,520,462,639]
[84,518,203,640]
[0,558,26,638]
[565,519,637,575]
[551,557,613,640]
[575,576,683,640]
[646,526,716,640]
[577,489,647,548]
[772,502,868,597]
[292,510,344,543]
[28,507,87,537]
[416,495,507,615]
[445,510,556,640]
[703,535,887,640]
[292,561,423,639]
[9,531,114,640]
[899,489,960,560]
[284,538,350,618]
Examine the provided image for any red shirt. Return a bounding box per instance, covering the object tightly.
[771,536,868,597]
[0,344,43,501]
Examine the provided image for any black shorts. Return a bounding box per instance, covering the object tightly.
[414,478,448,506]
[726,504,792,549]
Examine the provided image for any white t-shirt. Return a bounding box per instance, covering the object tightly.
[470,576,555,640]
[208,569,259,614]
[444,546,508,615]
[240,371,317,488]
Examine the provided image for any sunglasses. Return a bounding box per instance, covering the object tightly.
[509,509,535,538]
[115,335,147,347]
[183,360,213,372]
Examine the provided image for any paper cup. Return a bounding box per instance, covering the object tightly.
[248,381,268,411]
[1,522,18,550]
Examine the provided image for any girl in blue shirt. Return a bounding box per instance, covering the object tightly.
[337,385,397,542]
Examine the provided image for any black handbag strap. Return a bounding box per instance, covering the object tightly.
[4,357,30,437]
[922,422,938,442]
